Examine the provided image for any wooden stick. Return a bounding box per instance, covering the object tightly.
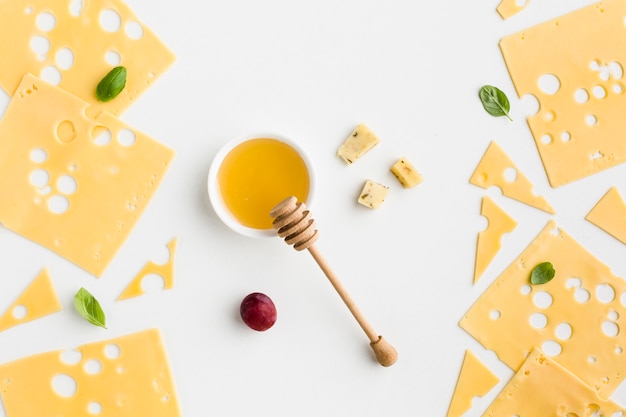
[270,196,398,367]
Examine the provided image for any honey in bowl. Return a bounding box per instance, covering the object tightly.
[216,138,311,230]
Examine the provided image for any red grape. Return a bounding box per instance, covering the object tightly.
[240,292,277,331]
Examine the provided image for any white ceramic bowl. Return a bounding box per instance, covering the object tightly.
[207,132,316,238]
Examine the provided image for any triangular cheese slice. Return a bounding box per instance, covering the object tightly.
[0,268,61,332]
[585,187,626,244]
[446,350,499,417]
[117,238,178,301]
[474,196,517,284]
[496,0,530,20]
[470,141,554,214]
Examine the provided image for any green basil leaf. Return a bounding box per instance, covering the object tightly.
[74,287,107,328]
[530,262,556,285]
[479,85,512,121]
[96,66,127,102]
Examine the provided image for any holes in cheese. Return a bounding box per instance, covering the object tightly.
[483,350,624,416]
[69,0,83,17]
[473,196,517,284]
[469,141,554,214]
[0,74,174,276]
[445,350,499,417]
[0,0,174,116]
[460,220,626,398]
[0,268,61,333]
[585,187,626,244]
[500,0,626,186]
[0,329,180,417]
[117,238,178,301]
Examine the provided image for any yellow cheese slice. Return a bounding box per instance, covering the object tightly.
[0,74,174,277]
[469,141,554,214]
[446,350,499,417]
[500,0,626,187]
[585,187,626,244]
[0,268,61,332]
[117,238,177,301]
[0,0,174,116]
[474,196,517,284]
[460,220,626,398]
[0,328,180,417]
[483,349,624,416]
[496,0,530,20]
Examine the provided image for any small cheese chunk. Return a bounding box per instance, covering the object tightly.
[337,124,380,164]
[358,180,389,209]
[390,157,422,188]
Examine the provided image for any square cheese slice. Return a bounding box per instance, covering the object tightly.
[483,349,625,417]
[0,328,181,417]
[0,0,175,116]
[460,220,626,398]
[500,0,626,187]
[0,74,174,277]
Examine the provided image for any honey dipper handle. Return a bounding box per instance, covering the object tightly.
[307,245,398,367]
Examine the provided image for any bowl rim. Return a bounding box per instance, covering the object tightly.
[207,132,316,239]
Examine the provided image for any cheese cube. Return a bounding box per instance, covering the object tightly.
[358,180,389,209]
[337,123,380,164]
[390,158,423,188]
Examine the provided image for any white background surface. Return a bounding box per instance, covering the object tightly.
[2,0,626,416]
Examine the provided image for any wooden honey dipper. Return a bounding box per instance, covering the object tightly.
[270,196,398,367]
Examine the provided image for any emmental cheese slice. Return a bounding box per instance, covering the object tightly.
[496,0,530,20]
[473,196,517,285]
[500,0,626,187]
[117,238,177,301]
[0,328,181,417]
[0,74,174,277]
[469,141,554,214]
[337,124,380,164]
[585,187,626,245]
[0,268,61,332]
[483,349,625,417]
[0,0,175,116]
[446,350,499,417]
[460,220,626,398]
